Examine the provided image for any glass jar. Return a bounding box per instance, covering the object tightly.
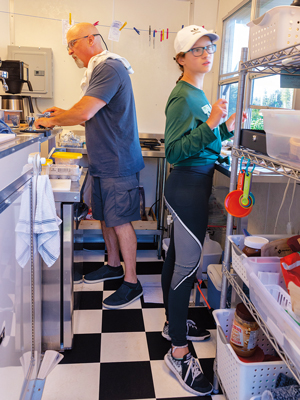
[230,303,259,357]
[242,236,269,257]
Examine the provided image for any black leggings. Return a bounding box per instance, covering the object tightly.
[161,164,215,347]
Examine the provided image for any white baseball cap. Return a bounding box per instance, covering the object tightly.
[174,25,219,54]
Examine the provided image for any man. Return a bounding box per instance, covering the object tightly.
[36,22,145,309]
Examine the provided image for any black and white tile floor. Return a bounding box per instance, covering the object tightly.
[42,248,226,400]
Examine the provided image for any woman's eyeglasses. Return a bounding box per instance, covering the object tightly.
[186,44,216,57]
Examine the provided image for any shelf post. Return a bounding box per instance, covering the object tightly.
[220,47,248,309]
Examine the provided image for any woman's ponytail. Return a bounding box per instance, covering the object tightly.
[175,52,185,84]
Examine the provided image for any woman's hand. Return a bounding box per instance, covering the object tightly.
[225,112,247,132]
[206,99,228,130]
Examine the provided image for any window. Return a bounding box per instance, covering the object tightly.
[218,0,295,130]
[250,76,294,128]
[256,0,291,18]
[220,2,252,77]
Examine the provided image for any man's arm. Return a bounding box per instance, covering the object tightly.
[35,96,106,128]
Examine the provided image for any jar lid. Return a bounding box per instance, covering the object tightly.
[236,303,255,322]
[244,236,269,250]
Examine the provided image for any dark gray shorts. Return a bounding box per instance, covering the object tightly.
[91,173,141,228]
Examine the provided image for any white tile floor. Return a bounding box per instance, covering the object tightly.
[42,250,226,400]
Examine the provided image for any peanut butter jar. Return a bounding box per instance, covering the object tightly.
[230,303,259,357]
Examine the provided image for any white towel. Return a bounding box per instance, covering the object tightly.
[15,182,34,268]
[15,175,62,268]
[34,175,62,267]
[80,50,134,96]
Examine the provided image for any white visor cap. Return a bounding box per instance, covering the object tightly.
[174,25,219,54]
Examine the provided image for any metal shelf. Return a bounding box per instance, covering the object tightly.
[232,147,300,182]
[222,267,300,385]
[218,43,300,395]
[241,43,300,75]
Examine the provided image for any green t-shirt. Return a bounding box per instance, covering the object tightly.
[164,80,234,166]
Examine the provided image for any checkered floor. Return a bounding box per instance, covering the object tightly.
[42,247,226,400]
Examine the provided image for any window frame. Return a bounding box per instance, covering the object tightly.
[218,0,297,129]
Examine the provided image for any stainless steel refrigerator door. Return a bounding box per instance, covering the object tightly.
[42,203,74,351]
[0,172,42,400]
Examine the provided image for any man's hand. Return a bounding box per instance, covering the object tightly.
[206,99,228,130]
[35,117,56,129]
[43,106,65,117]
[225,112,247,132]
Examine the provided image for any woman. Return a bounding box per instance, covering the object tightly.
[161,25,246,396]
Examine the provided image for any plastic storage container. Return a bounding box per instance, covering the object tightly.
[52,152,82,165]
[261,109,300,167]
[0,109,22,127]
[247,6,300,59]
[49,165,82,181]
[213,308,292,400]
[243,236,269,257]
[228,234,286,286]
[41,159,53,175]
[207,264,222,310]
[57,139,84,148]
[243,256,284,287]
[245,266,300,372]
[198,233,222,277]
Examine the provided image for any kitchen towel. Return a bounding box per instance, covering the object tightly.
[0,119,13,134]
[16,175,62,268]
[261,385,300,399]
[80,50,134,96]
[15,182,34,268]
[34,175,62,267]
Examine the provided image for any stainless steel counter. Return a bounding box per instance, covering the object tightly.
[52,168,87,202]
[59,142,166,158]
[0,128,61,160]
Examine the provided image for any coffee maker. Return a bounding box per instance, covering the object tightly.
[0,60,34,123]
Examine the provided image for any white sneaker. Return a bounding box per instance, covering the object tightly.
[164,349,213,396]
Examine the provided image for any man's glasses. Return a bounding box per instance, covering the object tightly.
[67,34,100,51]
[186,44,217,57]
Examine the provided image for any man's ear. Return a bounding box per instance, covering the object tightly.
[88,35,94,46]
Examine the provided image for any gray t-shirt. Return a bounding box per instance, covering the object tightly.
[84,59,144,177]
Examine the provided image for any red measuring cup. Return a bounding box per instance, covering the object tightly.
[224,171,253,217]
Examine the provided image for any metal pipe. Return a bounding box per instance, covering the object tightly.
[220,47,248,309]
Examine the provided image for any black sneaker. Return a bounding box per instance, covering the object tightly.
[102,280,143,309]
[74,271,83,284]
[162,319,211,342]
[164,349,213,396]
[83,264,124,284]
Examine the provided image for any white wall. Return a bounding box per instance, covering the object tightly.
[0,0,188,133]
[0,0,223,133]
[0,1,10,64]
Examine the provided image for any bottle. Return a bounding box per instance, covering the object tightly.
[242,236,269,257]
[230,303,259,357]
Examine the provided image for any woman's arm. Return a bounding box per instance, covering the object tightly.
[165,97,228,165]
